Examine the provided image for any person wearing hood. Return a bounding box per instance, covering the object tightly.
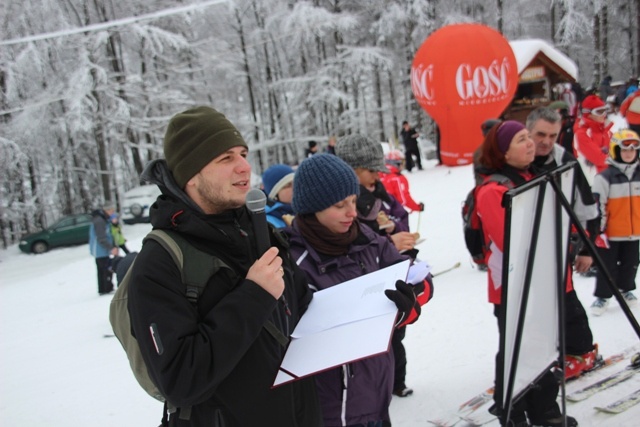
[284,153,432,427]
[262,164,295,228]
[89,200,118,295]
[590,129,640,316]
[573,94,614,184]
[127,106,322,426]
[476,120,578,427]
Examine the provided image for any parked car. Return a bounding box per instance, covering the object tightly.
[19,213,92,254]
[121,185,161,224]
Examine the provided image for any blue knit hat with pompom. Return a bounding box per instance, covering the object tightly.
[292,154,360,214]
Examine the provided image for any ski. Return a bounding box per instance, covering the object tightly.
[594,388,640,414]
[459,399,496,426]
[429,346,640,426]
[567,355,640,402]
[428,387,493,426]
[433,262,461,277]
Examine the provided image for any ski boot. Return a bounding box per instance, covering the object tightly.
[565,344,599,380]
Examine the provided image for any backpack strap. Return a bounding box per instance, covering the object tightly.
[263,319,290,347]
[481,173,513,188]
[144,230,231,303]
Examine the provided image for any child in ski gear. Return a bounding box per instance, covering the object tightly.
[262,164,295,228]
[89,201,118,295]
[590,129,640,316]
[574,94,614,184]
[285,153,433,426]
[379,150,424,213]
[476,120,578,427]
[528,107,600,379]
[109,213,130,254]
[125,106,322,427]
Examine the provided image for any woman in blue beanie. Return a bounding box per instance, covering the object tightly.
[262,164,295,228]
[284,154,433,427]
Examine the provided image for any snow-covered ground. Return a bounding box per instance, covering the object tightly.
[2,141,640,426]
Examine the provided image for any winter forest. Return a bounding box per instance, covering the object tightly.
[1,0,639,248]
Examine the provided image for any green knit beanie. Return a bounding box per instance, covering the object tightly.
[163,106,248,188]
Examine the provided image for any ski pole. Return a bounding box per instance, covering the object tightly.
[433,262,461,277]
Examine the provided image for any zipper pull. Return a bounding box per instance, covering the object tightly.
[281,295,291,316]
[234,219,248,237]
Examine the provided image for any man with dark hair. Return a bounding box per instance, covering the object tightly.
[400,121,423,172]
[127,106,322,426]
[305,140,319,158]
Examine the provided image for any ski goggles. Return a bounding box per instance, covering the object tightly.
[590,106,608,116]
[617,139,640,150]
[611,129,640,151]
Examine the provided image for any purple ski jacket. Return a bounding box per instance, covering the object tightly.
[285,222,409,426]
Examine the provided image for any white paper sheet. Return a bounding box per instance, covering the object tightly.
[406,260,431,285]
[273,259,411,386]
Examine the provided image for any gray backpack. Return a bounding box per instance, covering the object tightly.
[109,229,232,415]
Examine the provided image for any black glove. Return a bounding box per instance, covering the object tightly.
[385,280,420,326]
[418,202,425,212]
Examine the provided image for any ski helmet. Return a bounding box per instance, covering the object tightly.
[609,129,640,162]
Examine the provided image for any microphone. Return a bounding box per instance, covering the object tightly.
[245,188,271,256]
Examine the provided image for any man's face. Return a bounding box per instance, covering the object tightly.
[529,119,561,157]
[185,146,251,214]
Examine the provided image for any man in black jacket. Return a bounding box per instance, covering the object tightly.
[127,106,322,426]
[527,106,601,380]
[400,121,423,171]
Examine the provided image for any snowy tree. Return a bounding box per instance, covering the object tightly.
[0,0,637,248]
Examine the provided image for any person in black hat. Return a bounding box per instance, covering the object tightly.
[400,121,423,171]
[125,106,322,426]
[305,140,319,158]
